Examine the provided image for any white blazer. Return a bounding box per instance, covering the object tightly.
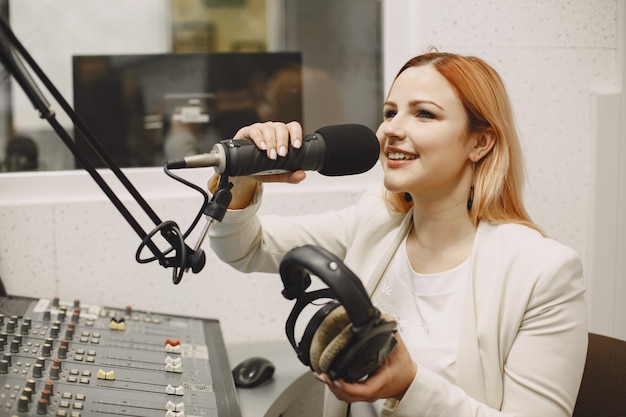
[210,184,587,417]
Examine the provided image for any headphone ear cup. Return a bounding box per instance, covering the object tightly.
[318,320,354,374]
[328,316,397,382]
[309,305,351,374]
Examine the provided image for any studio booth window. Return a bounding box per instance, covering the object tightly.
[0,0,381,172]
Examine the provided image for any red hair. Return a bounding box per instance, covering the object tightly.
[385,52,538,232]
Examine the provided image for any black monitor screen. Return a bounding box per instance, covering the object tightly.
[72,52,302,168]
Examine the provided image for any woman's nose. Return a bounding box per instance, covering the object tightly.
[381,118,405,141]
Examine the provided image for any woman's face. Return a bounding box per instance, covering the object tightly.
[377,64,476,203]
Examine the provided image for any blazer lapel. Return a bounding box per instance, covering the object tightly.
[364,211,413,296]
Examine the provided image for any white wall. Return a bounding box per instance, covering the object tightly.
[0,1,624,343]
[587,1,626,338]
[382,0,625,339]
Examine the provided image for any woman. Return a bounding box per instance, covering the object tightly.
[208,52,587,416]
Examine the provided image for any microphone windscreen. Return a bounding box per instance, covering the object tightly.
[315,124,380,176]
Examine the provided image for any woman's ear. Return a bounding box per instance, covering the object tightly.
[470,128,496,162]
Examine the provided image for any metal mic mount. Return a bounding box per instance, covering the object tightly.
[0,15,218,284]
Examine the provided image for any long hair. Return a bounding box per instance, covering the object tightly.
[385,52,539,232]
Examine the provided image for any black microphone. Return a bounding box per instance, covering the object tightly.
[166,124,380,177]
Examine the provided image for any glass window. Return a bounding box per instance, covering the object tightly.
[0,0,381,171]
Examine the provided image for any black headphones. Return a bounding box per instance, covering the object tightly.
[279,245,397,382]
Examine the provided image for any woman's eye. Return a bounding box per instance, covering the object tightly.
[417,110,435,119]
[384,109,397,119]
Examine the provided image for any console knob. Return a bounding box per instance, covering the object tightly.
[36,398,48,415]
[44,381,54,394]
[65,326,75,339]
[17,395,29,413]
[41,388,51,403]
[57,345,67,359]
[41,344,52,357]
[21,386,33,401]
[26,378,36,392]
[49,365,60,380]
[72,308,80,323]
[0,359,9,374]
[33,363,43,378]
[10,339,20,353]
[6,320,15,333]
[50,326,59,339]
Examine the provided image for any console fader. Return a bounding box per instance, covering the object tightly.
[0,295,241,417]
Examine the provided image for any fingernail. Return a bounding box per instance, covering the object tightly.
[333,380,342,388]
[313,373,325,383]
[269,148,277,160]
[259,141,267,150]
[278,145,287,157]
[293,139,302,149]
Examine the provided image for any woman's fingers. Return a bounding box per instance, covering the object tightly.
[234,121,303,160]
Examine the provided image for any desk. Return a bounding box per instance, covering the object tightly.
[227,341,320,417]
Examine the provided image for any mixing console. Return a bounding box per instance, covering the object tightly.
[0,295,241,417]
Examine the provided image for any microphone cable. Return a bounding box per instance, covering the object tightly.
[136,165,223,285]
[136,166,232,284]
[135,166,209,267]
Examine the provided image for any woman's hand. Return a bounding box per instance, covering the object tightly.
[234,120,304,162]
[233,120,307,184]
[222,121,307,208]
[315,333,417,403]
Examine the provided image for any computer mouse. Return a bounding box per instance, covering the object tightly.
[232,356,275,388]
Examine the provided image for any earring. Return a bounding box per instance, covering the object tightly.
[467,162,476,211]
[404,192,412,202]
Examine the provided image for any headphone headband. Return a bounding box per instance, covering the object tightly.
[279,245,376,327]
[279,245,397,381]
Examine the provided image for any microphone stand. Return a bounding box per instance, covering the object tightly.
[0,15,229,284]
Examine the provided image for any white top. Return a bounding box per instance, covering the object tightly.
[352,238,470,415]
[373,237,469,382]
